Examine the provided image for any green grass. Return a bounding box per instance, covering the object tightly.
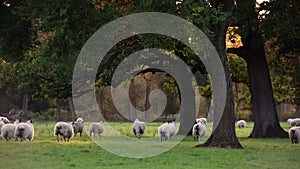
[0,122,299,169]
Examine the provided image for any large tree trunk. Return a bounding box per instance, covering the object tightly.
[199,0,243,148]
[247,32,287,138]
[228,31,288,138]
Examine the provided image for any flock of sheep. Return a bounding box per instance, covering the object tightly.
[1,115,300,144]
[0,116,34,141]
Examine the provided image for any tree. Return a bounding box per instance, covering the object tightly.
[197,0,242,148]
[260,0,299,118]
[227,0,288,138]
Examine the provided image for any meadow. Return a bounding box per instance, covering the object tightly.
[0,121,299,169]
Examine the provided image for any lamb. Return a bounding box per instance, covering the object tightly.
[89,121,104,137]
[132,119,146,139]
[54,122,74,142]
[237,120,246,128]
[0,116,10,124]
[193,121,206,141]
[196,117,207,125]
[288,126,300,144]
[289,118,300,127]
[158,121,176,141]
[14,120,34,142]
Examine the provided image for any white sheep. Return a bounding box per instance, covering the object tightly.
[237,120,246,128]
[0,116,10,124]
[196,117,207,125]
[288,126,300,144]
[13,119,20,124]
[14,120,34,142]
[0,119,20,141]
[193,121,206,141]
[89,121,104,137]
[287,118,292,125]
[132,119,146,139]
[76,117,84,123]
[158,122,176,141]
[1,124,17,141]
[289,118,300,127]
[54,122,74,142]
[0,120,4,133]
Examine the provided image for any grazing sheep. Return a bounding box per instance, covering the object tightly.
[0,116,10,124]
[132,119,146,139]
[89,121,104,137]
[14,120,34,142]
[289,118,300,127]
[196,117,207,125]
[1,124,17,141]
[237,120,246,128]
[193,121,206,141]
[158,122,176,141]
[0,119,20,141]
[54,122,74,142]
[288,126,300,144]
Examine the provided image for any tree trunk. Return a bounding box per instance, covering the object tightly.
[228,31,288,138]
[67,97,75,121]
[199,0,242,148]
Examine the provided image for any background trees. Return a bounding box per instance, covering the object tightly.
[0,0,298,143]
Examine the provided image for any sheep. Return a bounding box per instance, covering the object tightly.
[0,116,10,124]
[1,124,17,141]
[158,122,176,141]
[54,122,74,142]
[196,117,207,125]
[89,121,104,137]
[288,126,300,144]
[287,118,292,125]
[289,118,300,127]
[76,117,84,123]
[0,119,20,141]
[13,119,20,124]
[0,120,4,133]
[193,121,206,141]
[71,121,84,137]
[132,119,146,139]
[237,120,246,128]
[14,120,34,142]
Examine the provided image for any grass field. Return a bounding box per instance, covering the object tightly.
[0,122,299,169]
